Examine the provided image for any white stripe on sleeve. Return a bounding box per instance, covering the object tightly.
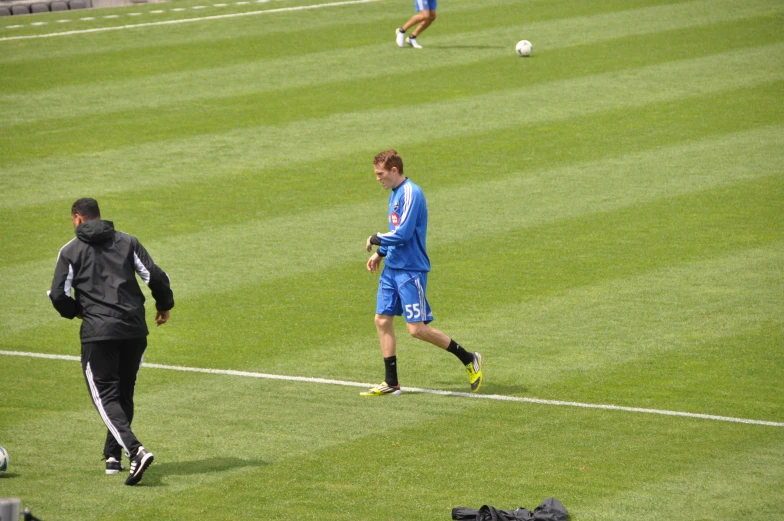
[133,252,151,284]
[398,183,413,226]
[64,264,74,297]
[54,238,77,296]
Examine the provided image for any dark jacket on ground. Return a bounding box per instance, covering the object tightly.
[49,219,174,342]
[452,498,568,521]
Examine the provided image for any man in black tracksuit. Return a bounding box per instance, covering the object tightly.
[49,198,174,486]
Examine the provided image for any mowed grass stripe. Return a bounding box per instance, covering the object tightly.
[3,349,783,427]
[0,0,664,61]
[1,43,781,206]
[2,127,778,337]
[0,0,381,40]
[567,328,784,423]
[0,0,526,43]
[0,0,382,43]
[3,79,779,267]
[0,0,523,65]
[4,13,781,165]
[453,241,783,406]
[582,441,784,520]
[1,0,778,124]
[0,355,458,461]
[234,412,784,521]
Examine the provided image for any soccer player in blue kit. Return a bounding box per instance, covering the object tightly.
[361,150,483,396]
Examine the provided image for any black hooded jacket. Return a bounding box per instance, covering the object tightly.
[49,219,174,342]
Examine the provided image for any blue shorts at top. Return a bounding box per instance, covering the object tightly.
[415,0,436,12]
[376,267,434,323]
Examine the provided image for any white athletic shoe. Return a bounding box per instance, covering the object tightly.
[396,28,406,48]
[407,36,423,49]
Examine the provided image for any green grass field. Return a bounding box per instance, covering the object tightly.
[1,0,783,519]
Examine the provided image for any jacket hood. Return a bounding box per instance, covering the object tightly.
[75,219,116,245]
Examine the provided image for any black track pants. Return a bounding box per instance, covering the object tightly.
[81,337,147,459]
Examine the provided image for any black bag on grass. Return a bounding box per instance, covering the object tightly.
[452,497,567,521]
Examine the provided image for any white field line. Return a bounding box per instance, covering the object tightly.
[3,350,783,427]
[0,0,377,42]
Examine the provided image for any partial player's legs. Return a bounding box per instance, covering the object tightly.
[117,338,154,486]
[102,338,146,463]
[364,268,484,394]
[361,314,402,396]
[82,340,143,458]
[82,338,154,484]
[116,338,146,430]
[409,10,436,37]
[103,431,124,474]
[396,0,437,48]
[374,313,397,359]
[405,321,449,347]
[398,272,482,391]
[104,431,122,462]
[407,322,484,392]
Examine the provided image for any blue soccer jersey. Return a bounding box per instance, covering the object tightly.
[377,178,431,272]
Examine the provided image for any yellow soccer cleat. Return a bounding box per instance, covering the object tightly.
[466,352,483,392]
[360,381,402,396]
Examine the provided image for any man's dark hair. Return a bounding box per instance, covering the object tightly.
[71,198,101,219]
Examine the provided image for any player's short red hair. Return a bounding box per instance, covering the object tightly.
[373,150,404,175]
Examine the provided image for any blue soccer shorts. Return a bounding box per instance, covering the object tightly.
[376,267,434,323]
[414,0,436,12]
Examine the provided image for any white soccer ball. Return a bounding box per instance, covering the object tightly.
[516,40,532,57]
[0,446,8,473]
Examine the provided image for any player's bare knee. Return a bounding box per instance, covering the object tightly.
[429,11,437,22]
[407,322,427,340]
[375,314,392,329]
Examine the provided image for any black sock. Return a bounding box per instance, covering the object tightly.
[447,340,474,365]
[384,356,399,387]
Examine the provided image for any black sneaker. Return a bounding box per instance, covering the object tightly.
[125,447,154,486]
[105,456,124,475]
